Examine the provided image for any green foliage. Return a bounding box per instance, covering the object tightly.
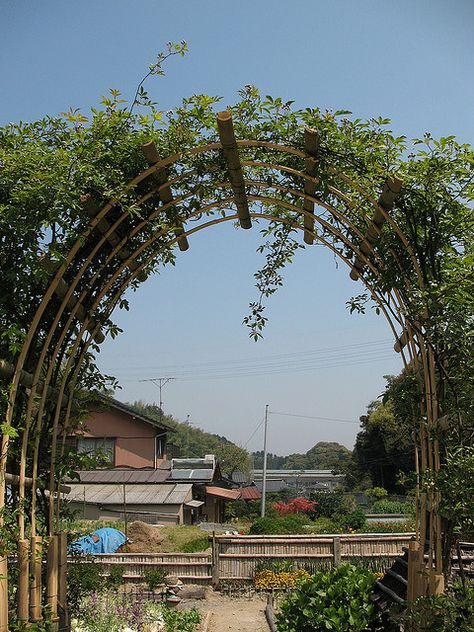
[309,491,348,518]
[253,441,351,470]
[276,564,384,632]
[370,499,414,515]
[144,567,167,590]
[162,605,201,632]
[179,536,210,552]
[333,510,367,531]
[401,583,474,632]
[67,557,105,615]
[105,564,124,590]
[249,513,309,535]
[366,487,388,499]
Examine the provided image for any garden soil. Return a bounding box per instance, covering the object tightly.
[120,521,165,553]
[200,592,269,632]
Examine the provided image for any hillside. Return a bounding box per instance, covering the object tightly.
[252,441,351,471]
[128,400,233,456]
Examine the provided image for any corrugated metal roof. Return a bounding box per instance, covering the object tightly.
[239,486,262,501]
[170,469,213,481]
[206,486,241,501]
[73,469,171,484]
[65,482,192,505]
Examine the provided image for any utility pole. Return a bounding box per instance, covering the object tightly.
[139,377,175,425]
[260,404,269,518]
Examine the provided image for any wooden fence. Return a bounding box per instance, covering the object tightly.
[89,532,414,586]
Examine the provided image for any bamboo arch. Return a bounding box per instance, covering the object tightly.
[0,111,443,629]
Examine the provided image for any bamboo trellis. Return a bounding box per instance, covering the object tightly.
[0,111,446,629]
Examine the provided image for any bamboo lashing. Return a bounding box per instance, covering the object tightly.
[39,256,105,344]
[0,359,69,408]
[216,111,251,229]
[350,175,403,280]
[81,194,146,280]
[303,128,320,245]
[142,141,189,251]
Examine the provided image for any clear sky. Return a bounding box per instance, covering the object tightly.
[2,1,473,454]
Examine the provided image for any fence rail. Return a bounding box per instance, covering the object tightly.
[85,533,415,586]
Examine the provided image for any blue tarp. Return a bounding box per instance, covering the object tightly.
[69,527,127,555]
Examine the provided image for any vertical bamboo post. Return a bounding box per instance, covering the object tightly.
[407,541,420,603]
[0,555,8,632]
[211,531,220,588]
[332,537,341,567]
[429,573,444,596]
[58,532,68,628]
[46,535,59,630]
[30,536,43,621]
[17,538,29,622]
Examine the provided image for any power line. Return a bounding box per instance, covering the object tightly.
[269,411,360,424]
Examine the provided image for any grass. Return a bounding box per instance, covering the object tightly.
[159,525,211,552]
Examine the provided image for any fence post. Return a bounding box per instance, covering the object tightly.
[407,541,420,603]
[211,532,220,588]
[0,555,8,632]
[332,537,341,567]
[30,536,43,622]
[17,538,29,622]
[46,535,59,631]
[58,532,69,630]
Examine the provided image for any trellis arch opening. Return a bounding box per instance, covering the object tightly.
[1,111,444,629]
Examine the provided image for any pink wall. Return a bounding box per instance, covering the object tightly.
[79,408,166,468]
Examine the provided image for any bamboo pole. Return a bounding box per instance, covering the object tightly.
[0,555,7,632]
[58,532,68,628]
[0,359,69,408]
[350,175,403,280]
[46,535,59,630]
[407,541,420,603]
[30,536,43,622]
[216,111,251,229]
[142,141,189,251]
[303,128,319,245]
[17,538,29,622]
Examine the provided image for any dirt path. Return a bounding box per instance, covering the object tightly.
[201,593,269,632]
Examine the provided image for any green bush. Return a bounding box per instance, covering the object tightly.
[333,509,367,531]
[370,499,414,515]
[401,584,474,631]
[144,567,167,590]
[309,491,346,518]
[67,557,105,615]
[366,487,388,499]
[179,536,210,552]
[307,517,338,533]
[105,564,124,589]
[276,564,384,631]
[249,513,309,535]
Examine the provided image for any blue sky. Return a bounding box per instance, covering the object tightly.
[2,1,473,454]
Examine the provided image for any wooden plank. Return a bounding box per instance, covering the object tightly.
[333,537,341,566]
[142,141,189,251]
[216,111,251,229]
[303,128,319,245]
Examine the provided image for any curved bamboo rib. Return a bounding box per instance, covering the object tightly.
[217,112,251,229]
[350,175,403,281]
[142,141,189,252]
[303,128,319,245]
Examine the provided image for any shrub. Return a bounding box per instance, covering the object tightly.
[333,509,367,531]
[401,583,474,631]
[144,567,167,590]
[105,564,124,590]
[307,517,338,534]
[273,497,317,516]
[179,536,210,552]
[308,491,346,518]
[67,557,105,615]
[276,564,384,632]
[370,499,414,515]
[366,487,388,499]
[249,513,309,535]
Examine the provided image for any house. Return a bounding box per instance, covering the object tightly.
[68,396,172,469]
[253,469,344,493]
[65,398,239,524]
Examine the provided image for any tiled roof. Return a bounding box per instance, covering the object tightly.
[205,486,241,501]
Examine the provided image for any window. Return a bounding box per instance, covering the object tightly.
[156,435,166,459]
[76,437,115,465]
